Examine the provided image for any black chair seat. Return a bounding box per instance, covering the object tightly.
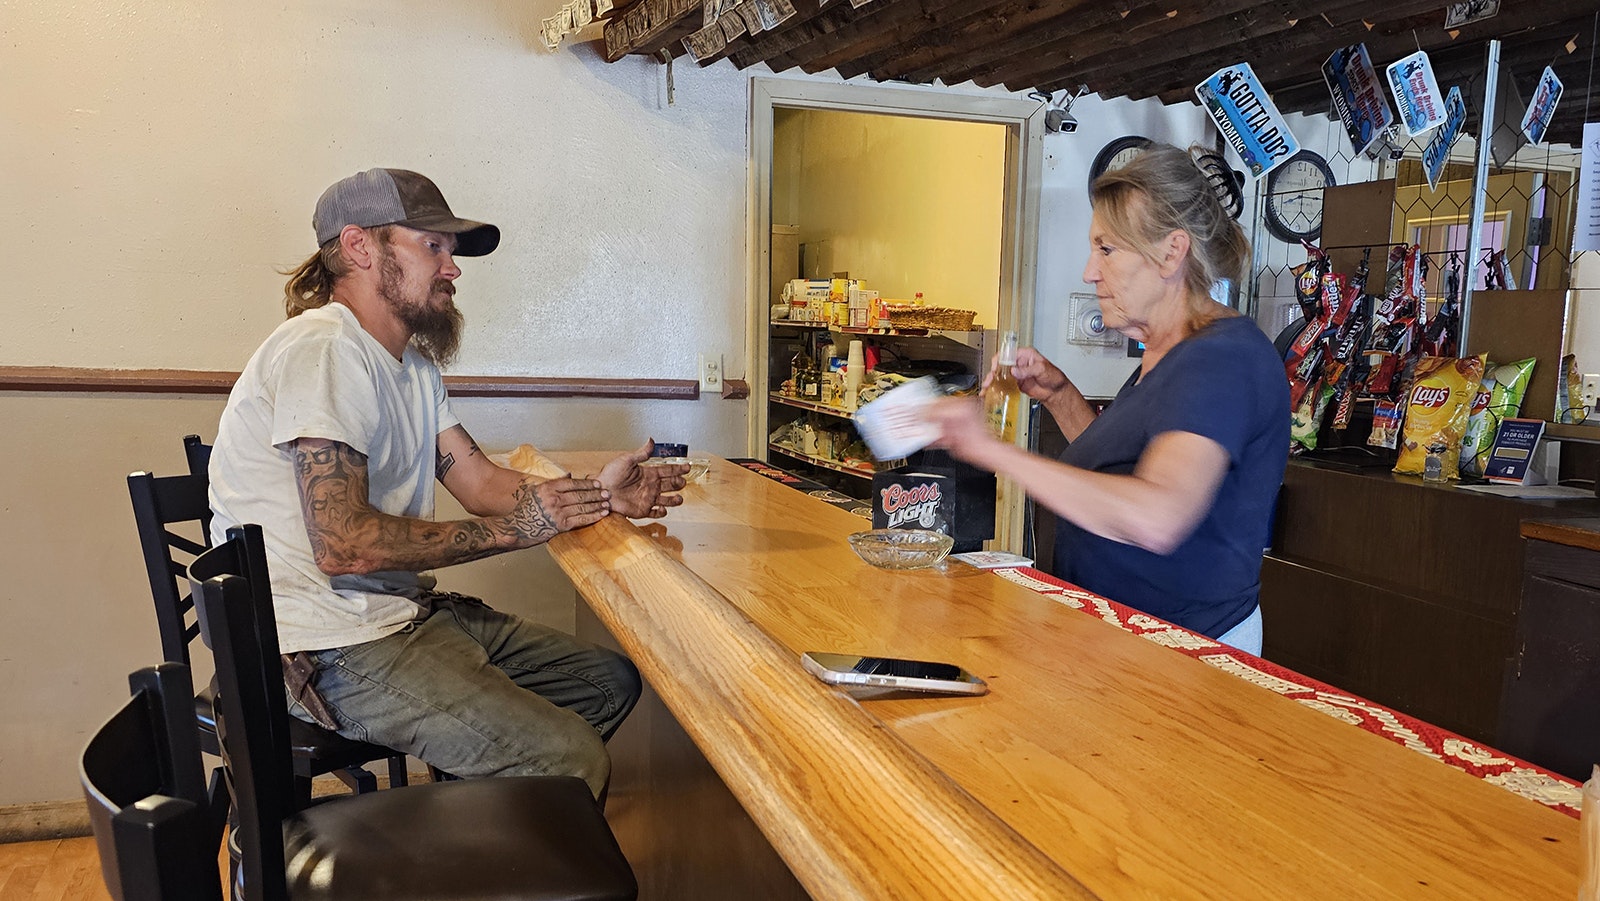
[81,664,223,901]
[193,686,403,773]
[285,777,634,901]
[195,525,638,901]
[130,438,407,819]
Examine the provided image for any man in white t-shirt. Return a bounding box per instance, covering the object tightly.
[209,168,685,798]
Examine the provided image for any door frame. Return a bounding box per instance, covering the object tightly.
[747,77,1044,553]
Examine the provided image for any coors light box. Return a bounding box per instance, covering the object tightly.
[871,451,996,553]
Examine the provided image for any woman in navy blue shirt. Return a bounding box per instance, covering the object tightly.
[929,144,1289,654]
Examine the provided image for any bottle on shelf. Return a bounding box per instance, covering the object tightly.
[801,360,822,401]
[791,350,821,401]
[983,330,1022,443]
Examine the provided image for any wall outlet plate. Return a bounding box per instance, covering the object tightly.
[1067,293,1120,347]
[1581,373,1600,413]
[699,353,723,391]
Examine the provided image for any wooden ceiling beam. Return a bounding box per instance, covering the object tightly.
[1111,0,1587,102]
[1241,6,1582,93]
[967,0,1313,90]
[1026,0,1444,95]
[839,0,1088,83]
[1158,29,1592,150]
[1260,28,1591,117]
[602,0,700,61]
[693,0,825,68]
[751,0,920,73]
[995,0,1415,92]
[728,0,871,71]
[928,0,1192,88]
[789,0,979,76]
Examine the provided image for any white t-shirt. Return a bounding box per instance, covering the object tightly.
[209,303,462,653]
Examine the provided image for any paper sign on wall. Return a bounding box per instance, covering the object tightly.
[1194,63,1299,179]
[1422,86,1467,192]
[1520,66,1563,145]
[1386,51,1447,137]
[1574,122,1600,252]
[1324,44,1394,157]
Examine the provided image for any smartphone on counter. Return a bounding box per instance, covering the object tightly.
[801,652,988,696]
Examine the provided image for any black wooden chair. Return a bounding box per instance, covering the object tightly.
[80,662,224,901]
[127,435,409,817]
[192,524,637,901]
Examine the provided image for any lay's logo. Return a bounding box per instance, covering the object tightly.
[1411,385,1450,408]
[1469,388,1490,415]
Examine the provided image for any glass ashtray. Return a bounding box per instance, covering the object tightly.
[847,529,954,570]
[642,456,710,482]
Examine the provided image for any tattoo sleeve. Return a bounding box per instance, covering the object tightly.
[294,438,555,575]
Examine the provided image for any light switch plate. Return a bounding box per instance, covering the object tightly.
[699,353,723,391]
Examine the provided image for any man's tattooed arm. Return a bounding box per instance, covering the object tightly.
[293,437,608,576]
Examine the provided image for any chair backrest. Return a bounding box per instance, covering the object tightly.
[190,524,295,901]
[184,433,212,484]
[80,663,222,901]
[128,435,215,665]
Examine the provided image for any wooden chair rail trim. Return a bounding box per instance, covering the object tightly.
[0,366,699,400]
[1521,517,1600,552]
[517,449,1093,901]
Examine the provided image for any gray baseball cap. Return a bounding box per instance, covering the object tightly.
[312,168,500,257]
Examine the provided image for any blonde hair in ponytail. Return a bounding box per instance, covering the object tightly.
[280,225,394,319]
[1091,144,1250,333]
[281,241,345,318]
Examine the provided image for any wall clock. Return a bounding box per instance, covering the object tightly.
[1087,135,1152,193]
[1263,149,1336,243]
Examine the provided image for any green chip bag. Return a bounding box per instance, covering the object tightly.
[1459,357,1535,478]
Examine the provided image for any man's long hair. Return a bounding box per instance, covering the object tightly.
[281,226,393,318]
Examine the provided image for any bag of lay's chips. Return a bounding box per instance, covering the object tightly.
[1393,355,1485,479]
[1459,358,1535,478]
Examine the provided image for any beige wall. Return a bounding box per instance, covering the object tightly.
[773,108,1005,315]
[0,0,1324,810]
[0,0,758,808]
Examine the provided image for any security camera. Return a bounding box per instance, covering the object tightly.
[1046,109,1077,134]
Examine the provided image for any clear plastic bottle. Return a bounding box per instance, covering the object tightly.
[983,331,1022,442]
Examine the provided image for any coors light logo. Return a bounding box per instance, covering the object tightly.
[1410,384,1451,408]
[880,482,942,529]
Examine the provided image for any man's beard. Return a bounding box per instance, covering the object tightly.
[378,252,463,367]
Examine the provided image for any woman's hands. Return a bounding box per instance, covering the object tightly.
[985,346,1096,441]
[1007,348,1072,402]
[924,396,1007,466]
[596,439,688,518]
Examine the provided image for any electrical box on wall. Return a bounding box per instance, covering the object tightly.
[1067,293,1120,347]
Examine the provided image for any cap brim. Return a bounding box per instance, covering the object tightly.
[399,214,501,257]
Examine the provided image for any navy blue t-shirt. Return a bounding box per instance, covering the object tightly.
[1053,316,1289,637]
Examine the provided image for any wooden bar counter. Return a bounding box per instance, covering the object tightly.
[530,453,1580,900]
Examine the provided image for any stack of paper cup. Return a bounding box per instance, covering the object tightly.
[844,340,865,411]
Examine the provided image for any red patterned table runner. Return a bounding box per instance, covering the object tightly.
[992,565,1584,818]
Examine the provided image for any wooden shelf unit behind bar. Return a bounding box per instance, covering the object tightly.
[1261,459,1600,742]
[768,442,885,479]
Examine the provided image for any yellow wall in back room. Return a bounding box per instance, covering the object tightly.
[773,108,1006,323]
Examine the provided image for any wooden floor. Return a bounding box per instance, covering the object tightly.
[0,837,108,901]
[0,834,230,900]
